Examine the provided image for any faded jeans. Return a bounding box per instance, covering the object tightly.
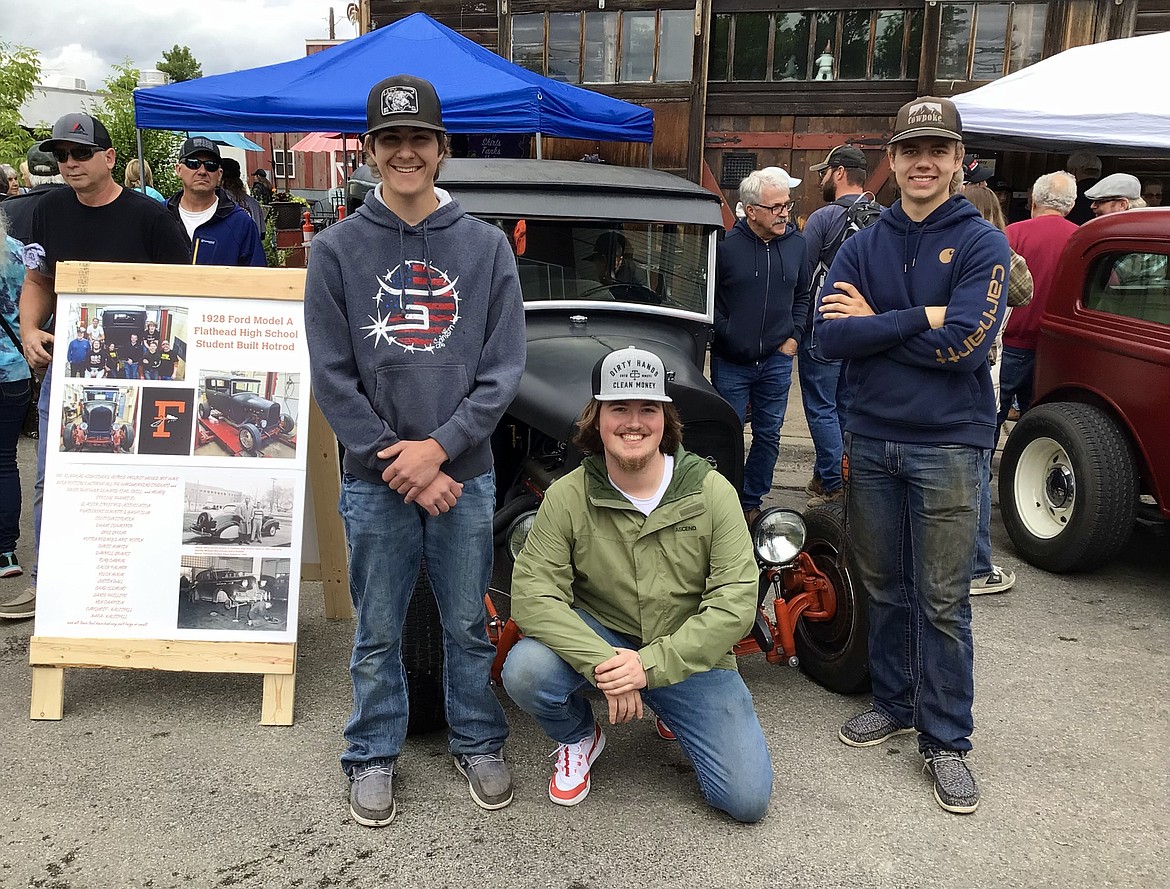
[338,469,508,774]
[846,434,983,752]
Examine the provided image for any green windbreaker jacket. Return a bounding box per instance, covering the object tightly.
[511,446,758,689]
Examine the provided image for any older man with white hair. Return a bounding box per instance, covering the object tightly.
[713,167,811,524]
[997,171,1079,439]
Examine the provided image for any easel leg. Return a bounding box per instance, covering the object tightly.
[261,671,296,726]
[30,666,65,720]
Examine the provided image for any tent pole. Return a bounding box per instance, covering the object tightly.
[647,141,653,169]
[535,133,542,160]
[135,128,147,196]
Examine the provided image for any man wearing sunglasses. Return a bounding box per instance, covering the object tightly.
[711,167,811,527]
[4,112,189,623]
[165,138,265,267]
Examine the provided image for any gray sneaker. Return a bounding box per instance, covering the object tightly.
[970,565,1015,596]
[924,750,979,814]
[454,751,514,810]
[839,708,914,747]
[349,762,396,827]
[0,587,35,620]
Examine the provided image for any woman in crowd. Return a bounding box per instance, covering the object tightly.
[0,210,32,584]
[124,159,166,203]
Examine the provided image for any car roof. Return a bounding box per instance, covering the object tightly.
[355,159,724,227]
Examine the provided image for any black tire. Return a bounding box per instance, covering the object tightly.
[198,400,209,419]
[999,402,1138,573]
[403,559,447,736]
[63,423,78,451]
[793,503,871,695]
[120,424,135,451]
[279,412,296,435]
[238,423,261,455]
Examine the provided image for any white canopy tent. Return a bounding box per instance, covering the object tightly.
[952,31,1170,156]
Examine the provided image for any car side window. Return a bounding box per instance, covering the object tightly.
[1084,251,1170,327]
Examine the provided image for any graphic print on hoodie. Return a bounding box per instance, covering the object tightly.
[366,259,460,353]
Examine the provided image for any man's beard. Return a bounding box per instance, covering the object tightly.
[613,451,657,474]
[822,180,836,203]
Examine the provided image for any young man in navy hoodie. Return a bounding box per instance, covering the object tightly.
[304,75,526,827]
[712,168,810,525]
[815,97,1009,814]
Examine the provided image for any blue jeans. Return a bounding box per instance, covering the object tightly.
[846,434,983,753]
[798,337,846,492]
[123,360,138,380]
[711,352,794,510]
[972,449,993,578]
[0,378,32,553]
[502,609,773,823]
[337,470,507,774]
[996,346,1035,434]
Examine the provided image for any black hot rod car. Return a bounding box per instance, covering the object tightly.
[62,387,135,453]
[198,375,295,455]
[347,159,869,735]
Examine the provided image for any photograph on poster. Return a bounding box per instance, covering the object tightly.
[194,370,300,459]
[176,555,289,632]
[59,384,139,454]
[183,475,293,547]
[63,304,189,381]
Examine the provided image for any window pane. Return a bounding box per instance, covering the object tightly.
[547,13,580,82]
[905,9,924,80]
[512,14,545,74]
[937,4,974,80]
[620,11,656,82]
[813,12,838,80]
[773,13,811,80]
[872,10,906,79]
[1084,252,1170,326]
[658,10,695,82]
[709,14,730,81]
[972,3,1009,80]
[1008,3,1047,73]
[732,12,769,81]
[583,11,619,83]
[839,11,871,79]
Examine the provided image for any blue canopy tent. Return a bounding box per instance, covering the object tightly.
[133,12,654,147]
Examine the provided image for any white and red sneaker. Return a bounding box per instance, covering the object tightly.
[654,717,676,741]
[549,723,606,806]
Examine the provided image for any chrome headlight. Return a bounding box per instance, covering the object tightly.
[753,508,806,566]
[505,510,538,563]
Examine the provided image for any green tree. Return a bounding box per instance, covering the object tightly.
[93,61,185,199]
[0,42,41,168]
[157,45,203,83]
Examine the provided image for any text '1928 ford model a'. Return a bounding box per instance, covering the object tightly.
[348,159,870,735]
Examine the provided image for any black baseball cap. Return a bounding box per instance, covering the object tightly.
[40,112,113,152]
[809,145,867,173]
[890,97,963,144]
[365,74,446,137]
[963,154,993,184]
[585,232,629,261]
[26,146,59,176]
[179,136,221,160]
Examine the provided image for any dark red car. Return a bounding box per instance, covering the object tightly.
[1000,208,1170,572]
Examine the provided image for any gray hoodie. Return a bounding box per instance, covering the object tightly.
[305,187,525,484]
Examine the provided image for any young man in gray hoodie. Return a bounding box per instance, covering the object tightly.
[304,74,526,827]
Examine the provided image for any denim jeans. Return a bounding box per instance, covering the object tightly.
[502,608,773,823]
[846,434,983,753]
[997,345,1035,434]
[0,378,32,553]
[337,470,507,774]
[711,352,794,511]
[972,448,993,579]
[123,360,138,380]
[797,337,846,492]
[32,368,51,586]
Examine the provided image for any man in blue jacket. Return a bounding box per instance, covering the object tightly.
[166,137,265,267]
[815,97,1009,815]
[712,167,810,525]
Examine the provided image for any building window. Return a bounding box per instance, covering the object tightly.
[937,3,1047,82]
[511,9,694,84]
[711,8,925,82]
[720,152,757,188]
[273,150,295,180]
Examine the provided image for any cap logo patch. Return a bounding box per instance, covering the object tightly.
[70,123,87,135]
[382,86,419,116]
[907,101,945,126]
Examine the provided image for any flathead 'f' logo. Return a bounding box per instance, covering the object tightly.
[364,261,460,353]
[381,86,419,116]
[151,400,186,438]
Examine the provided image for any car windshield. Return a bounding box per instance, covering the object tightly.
[482,218,712,316]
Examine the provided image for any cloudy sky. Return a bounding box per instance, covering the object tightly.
[9,0,359,90]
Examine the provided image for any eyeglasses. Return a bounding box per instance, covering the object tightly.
[51,146,99,163]
[752,201,796,215]
[1142,191,1162,198]
[181,157,221,172]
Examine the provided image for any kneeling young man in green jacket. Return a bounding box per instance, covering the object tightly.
[503,346,773,822]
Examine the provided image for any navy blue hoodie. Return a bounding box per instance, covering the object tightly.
[814,195,1009,448]
[166,189,266,267]
[713,217,811,365]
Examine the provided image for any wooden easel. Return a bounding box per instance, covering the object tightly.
[29,262,352,725]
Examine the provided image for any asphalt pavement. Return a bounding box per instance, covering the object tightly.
[1,380,1167,889]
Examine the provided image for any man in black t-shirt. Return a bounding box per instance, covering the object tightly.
[1,112,189,623]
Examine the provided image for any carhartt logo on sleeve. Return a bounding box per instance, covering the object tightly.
[382,86,419,116]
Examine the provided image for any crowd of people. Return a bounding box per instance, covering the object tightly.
[0,81,1166,833]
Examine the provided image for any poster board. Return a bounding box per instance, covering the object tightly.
[28,262,348,724]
